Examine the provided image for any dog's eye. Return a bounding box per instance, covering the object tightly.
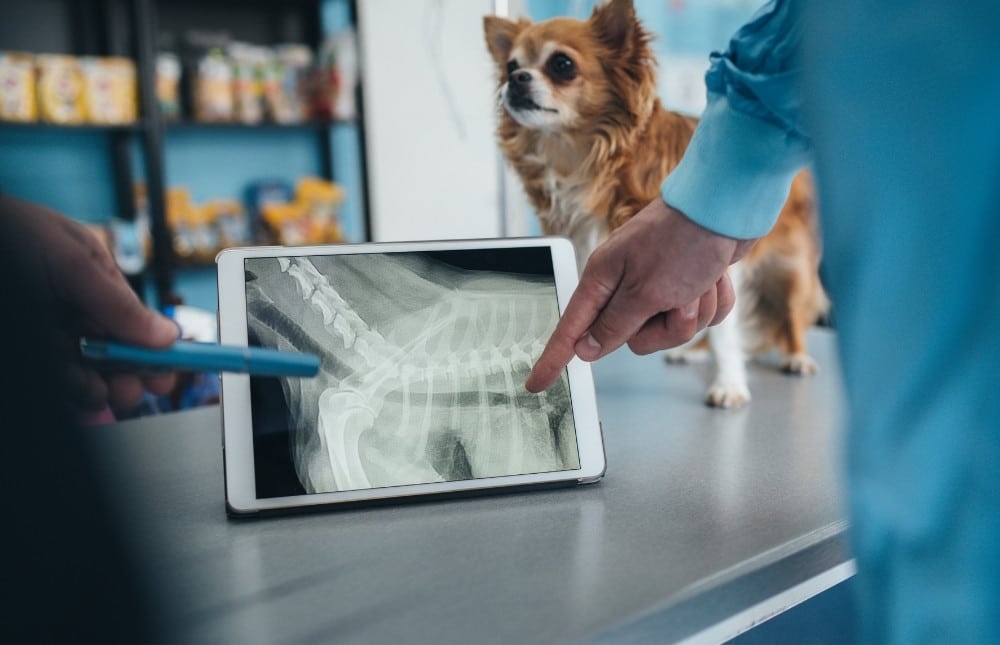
[506,60,518,76]
[547,53,576,81]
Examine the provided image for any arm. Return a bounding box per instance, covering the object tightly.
[527,0,810,392]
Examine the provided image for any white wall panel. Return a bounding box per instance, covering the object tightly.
[358,0,503,241]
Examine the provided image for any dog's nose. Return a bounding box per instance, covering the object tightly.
[510,71,532,87]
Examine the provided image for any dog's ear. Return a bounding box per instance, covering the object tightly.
[483,16,528,66]
[590,0,639,51]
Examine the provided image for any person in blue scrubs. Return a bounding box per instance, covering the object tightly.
[527,1,1000,641]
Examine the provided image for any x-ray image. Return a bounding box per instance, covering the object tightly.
[245,249,580,498]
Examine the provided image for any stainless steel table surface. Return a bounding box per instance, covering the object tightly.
[89,329,850,644]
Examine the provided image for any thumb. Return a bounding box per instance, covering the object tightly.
[93,285,178,348]
[65,255,178,348]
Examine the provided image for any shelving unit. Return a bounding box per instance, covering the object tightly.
[0,0,370,308]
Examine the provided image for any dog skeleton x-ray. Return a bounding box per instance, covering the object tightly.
[245,253,579,494]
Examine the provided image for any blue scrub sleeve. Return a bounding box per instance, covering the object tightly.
[660,0,811,240]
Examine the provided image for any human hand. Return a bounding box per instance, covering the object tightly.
[1,194,178,413]
[525,197,756,393]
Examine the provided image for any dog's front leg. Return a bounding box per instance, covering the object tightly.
[705,266,751,408]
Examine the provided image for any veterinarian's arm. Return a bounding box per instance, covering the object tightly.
[527,0,810,392]
[0,193,177,412]
[661,0,810,239]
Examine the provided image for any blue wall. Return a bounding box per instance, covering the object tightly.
[0,129,120,223]
[525,0,755,56]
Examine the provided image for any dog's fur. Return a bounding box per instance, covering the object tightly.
[484,0,827,407]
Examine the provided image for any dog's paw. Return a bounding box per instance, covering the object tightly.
[663,347,710,365]
[705,381,751,409]
[781,353,818,376]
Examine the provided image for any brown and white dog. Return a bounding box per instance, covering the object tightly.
[484,0,827,407]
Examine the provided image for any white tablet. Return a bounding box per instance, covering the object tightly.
[216,238,605,515]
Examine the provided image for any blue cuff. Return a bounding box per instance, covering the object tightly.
[660,93,810,240]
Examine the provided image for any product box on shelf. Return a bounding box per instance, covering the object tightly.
[156,52,182,121]
[0,52,37,122]
[80,56,138,125]
[259,176,346,246]
[35,54,85,124]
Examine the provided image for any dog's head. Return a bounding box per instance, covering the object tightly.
[483,0,656,134]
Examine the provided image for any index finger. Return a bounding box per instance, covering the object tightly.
[525,271,616,393]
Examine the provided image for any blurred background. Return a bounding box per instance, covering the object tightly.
[0,0,758,412]
[0,0,759,309]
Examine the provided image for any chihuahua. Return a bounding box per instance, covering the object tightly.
[484,0,827,407]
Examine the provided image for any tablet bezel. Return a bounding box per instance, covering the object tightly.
[217,237,605,515]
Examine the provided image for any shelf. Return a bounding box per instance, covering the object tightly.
[0,121,146,132]
[0,119,357,133]
[163,120,355,131]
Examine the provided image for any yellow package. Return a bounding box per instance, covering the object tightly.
[166,187,199,259]
[261,202,312,246]
[0,52,37,122]
[296,177,346,243]
[81,57,137,125]
[36,54,85,124]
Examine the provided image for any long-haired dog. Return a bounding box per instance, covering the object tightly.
[484,0,827,407]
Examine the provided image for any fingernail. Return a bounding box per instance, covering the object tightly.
[575,333,602,360]
[156,314,182,340]
[682,302,698,320]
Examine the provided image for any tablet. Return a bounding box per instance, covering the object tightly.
[216,238,605,515]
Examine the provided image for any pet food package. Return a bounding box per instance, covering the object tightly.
[167,187,219,263]
[266,44,312,124]
[260,202,312,246]
[296,176,345,242]
[35,54,85,124]
[156,52,181,120]
[260,177,346,246]
[193,49,233,122]
[206,199,250,248]
[229,43,265,124]
[0,52,37,122]
[167,188,251,262]
[246,179,292,242]
[314,30,357,121]
[80,57,138,125]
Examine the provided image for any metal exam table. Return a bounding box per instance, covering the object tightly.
[88,329,851,644]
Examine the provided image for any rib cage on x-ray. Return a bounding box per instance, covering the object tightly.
[245,253,580,494]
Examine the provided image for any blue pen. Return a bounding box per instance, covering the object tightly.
[80,338,321,377]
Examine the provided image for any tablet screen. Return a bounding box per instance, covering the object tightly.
[243,248,580,499]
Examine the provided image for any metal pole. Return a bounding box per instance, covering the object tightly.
[493,0,511,237]
[132,0,175,306]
